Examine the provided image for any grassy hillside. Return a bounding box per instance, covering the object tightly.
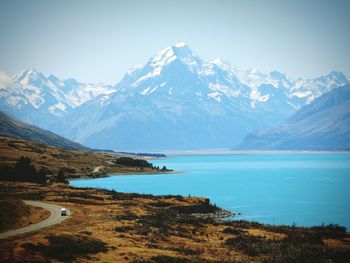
[0,136,164,180]
[0,111,87,150]
[0,198,49,232]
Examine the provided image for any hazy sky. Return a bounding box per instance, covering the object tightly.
[0,0,349,84]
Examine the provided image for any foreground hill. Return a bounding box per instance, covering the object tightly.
[0,111,87,150]
[237,85,350,150]
[1,181,349,262]
[0,136,162,179]
[0,198,49,232]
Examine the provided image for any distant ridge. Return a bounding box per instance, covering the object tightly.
[0,111,88,150]
[236,85,350,151]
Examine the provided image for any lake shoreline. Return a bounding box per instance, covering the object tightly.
[163,150,350,156]
[1,181,349,262]
[71,153,350,230]
[68,169,182,181]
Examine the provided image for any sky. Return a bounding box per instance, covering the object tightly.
[0,0,349,84]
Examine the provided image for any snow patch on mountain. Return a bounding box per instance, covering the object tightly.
[66,84,115,107]
[140,86,159,95]
[49,102,67,116]
[150,46,177,68]
[208,92,222,102]
[208,83,240,99]
[5,96,25,107]
[133,67,162,86]
[127,64,144,75]
[250,89,270,108]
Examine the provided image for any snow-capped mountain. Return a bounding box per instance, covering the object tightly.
[0,68,116,129]
[116,43,349,111]
[236,85,350,150]
[1,43,349,150]
[53,43,349,150]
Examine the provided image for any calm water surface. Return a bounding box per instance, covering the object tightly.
[70,153,350,229]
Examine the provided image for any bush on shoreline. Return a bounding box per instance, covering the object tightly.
[114,157,152,168]
[22,234,108,261]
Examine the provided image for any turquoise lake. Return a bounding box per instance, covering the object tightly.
[70,153,350,229]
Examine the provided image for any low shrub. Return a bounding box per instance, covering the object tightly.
[114,157,152,168]
[150,255,193,263]
[222,227,244,235]
[115,225,134,232]
[310,224,347,239]
[22,235,108,261]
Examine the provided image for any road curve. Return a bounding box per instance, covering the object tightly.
[92,166,104,173]
[0,200,70,240]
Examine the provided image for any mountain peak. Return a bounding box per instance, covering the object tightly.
[149,42,202,69]
[13,68,45,84]
[328,71,347,80]
[14,68,38,77]
[211,58,232,68]
[270,70,286,80]
[170,42,194,57]
[150,46,176,67]
[212,58,223,63]
[172,41,188,48]
[315,71,349,84]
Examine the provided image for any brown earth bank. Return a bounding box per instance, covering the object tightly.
[0,198,50,232]
[0,136,170,180]
[0,182,350,263]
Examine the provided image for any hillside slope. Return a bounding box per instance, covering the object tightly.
[0,111,87,150]
[236,85,350,151]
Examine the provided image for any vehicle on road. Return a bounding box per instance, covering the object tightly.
[60,208,67,216]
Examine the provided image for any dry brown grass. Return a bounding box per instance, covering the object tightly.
[0,182,349,263]
[0,136,166,180]
[0,198,50,232]
[0,137,349,262]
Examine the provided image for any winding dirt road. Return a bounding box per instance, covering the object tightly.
[0,200,70,240]
[92,166,104,173]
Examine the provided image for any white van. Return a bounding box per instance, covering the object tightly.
[60,208,67,216]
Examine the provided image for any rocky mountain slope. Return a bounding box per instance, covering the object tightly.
[236,85,350,150]
[0,69,115,129]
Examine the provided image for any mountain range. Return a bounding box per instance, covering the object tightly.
[1,42,349,150]
[236,85,350,151]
